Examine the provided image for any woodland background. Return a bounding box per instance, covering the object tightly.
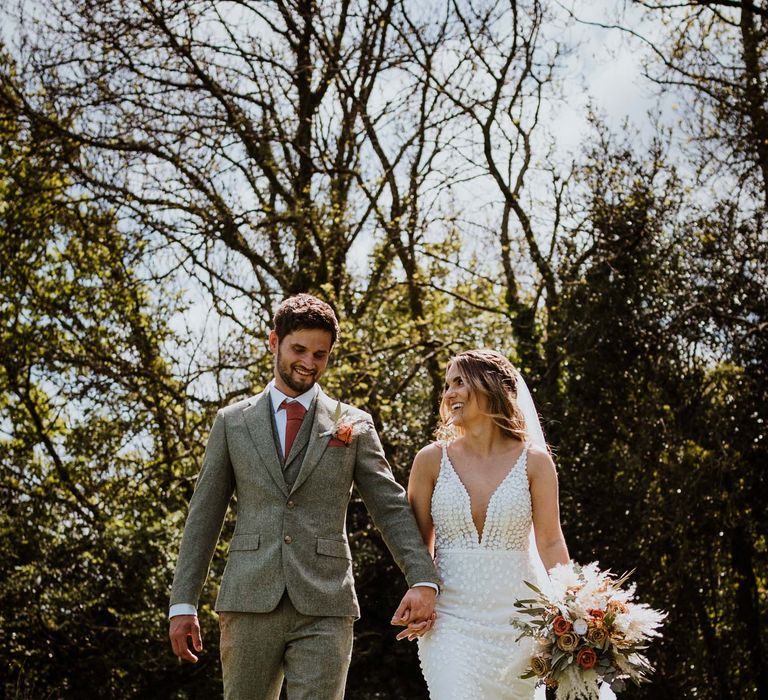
[0,1,765,698]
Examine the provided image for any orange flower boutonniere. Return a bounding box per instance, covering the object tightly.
[319,401,371,446]
[334,423,355,445]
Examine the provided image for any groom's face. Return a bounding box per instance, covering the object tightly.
[269,327,333,396]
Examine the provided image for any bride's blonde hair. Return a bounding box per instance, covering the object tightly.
[438,349,527,443]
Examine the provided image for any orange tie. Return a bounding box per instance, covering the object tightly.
[280,399,307,460]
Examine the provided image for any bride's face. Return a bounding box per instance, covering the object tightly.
[443,364,488,427]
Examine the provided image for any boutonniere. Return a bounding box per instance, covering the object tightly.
[319,401,370,446]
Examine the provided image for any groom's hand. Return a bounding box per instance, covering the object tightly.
[169,614,203,663]
[391,586,436,628]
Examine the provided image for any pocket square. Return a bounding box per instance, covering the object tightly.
[328,437,348,448]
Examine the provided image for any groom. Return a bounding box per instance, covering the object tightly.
[168,294,439,699]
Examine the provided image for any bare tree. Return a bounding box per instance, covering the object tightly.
[3,2,485,406]
[2,2,411,310]
[616,1,768,208]
[405,0,567,402]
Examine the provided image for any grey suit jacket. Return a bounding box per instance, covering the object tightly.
[169,387,439,617]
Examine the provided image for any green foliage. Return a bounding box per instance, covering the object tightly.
[551,129,767,699]
[0,71,216,698]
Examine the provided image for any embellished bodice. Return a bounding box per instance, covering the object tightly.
[431,443,532,552]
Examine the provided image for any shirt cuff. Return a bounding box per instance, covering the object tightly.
[169,603,198,619]
[411,582,439,592]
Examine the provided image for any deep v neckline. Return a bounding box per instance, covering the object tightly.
[444,445,527,546]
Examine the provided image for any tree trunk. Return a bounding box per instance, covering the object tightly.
[739,0,768,208]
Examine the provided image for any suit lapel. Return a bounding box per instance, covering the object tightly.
[242,390,289,497]
[289,390,336,495]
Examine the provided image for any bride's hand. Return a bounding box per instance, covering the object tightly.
[395,612,436,641]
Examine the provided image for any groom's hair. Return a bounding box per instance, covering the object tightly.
[273,294,340,346]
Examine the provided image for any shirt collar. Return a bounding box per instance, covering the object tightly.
[268,379,318,414]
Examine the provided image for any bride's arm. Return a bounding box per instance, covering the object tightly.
[406,443,441,558]
[392,444,441,641]
[528,447,570,572]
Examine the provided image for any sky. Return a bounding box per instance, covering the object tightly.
[552,1,675,151]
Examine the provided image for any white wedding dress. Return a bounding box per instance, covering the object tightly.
[418,443,540,699]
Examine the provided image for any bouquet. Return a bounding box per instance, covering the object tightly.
[512,561,666,700]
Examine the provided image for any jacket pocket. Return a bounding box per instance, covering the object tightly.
[229,533,260,551]
[316,537,351,560]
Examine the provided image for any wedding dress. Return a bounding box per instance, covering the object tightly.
[418,442,541,699]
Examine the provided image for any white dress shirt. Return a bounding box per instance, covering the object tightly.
[169,381,434,619]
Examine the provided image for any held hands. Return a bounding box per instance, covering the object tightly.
[169,614,203,663]
[394,612,436,641]
[391,586,437,642]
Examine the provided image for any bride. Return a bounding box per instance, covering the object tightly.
[403,349,570,699]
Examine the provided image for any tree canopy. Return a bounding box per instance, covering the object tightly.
[1,1,765,698]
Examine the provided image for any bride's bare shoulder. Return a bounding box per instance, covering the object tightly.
[526,444,557,480]
[411,442,443,479]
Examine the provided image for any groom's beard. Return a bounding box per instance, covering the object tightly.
[276,350,318,394]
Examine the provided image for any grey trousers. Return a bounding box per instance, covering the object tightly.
[219,593,355,700]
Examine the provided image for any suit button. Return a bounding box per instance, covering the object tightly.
[284,535,293,544]
[287,500,295,509]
